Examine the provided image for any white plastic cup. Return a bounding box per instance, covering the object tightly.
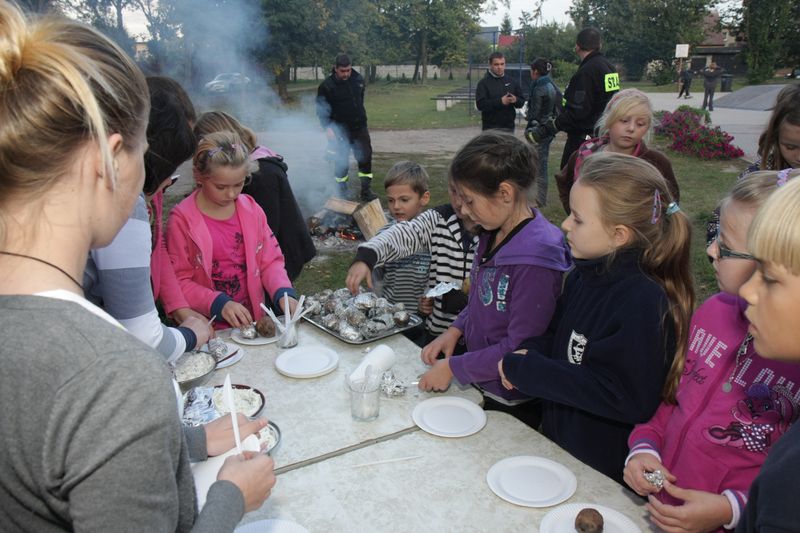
[349,378,380,421]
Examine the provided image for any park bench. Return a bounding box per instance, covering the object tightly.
[432,88,475,111]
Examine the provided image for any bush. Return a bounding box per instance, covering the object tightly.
[646,60,676,86]
[433,72,438,80]
[386,73,391,81]
[676,104,711,124]
[655,109,744,160]
[551,59,577,87]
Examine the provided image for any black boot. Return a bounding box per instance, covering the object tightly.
[360,176,377,202]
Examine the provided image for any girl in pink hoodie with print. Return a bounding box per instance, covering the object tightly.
[624,169,800,532]
[167,131,297,329]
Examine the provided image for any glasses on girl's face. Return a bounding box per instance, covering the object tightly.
[715,230,755,260]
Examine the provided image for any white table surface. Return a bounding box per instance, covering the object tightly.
[202,323,481,471]
[239,410,649,532]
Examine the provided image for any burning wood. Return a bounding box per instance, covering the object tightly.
[307,197,386,250]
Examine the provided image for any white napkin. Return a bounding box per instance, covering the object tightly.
[349,344,396,382]
[191,434,260,511]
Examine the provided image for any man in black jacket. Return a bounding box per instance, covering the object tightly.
[532,28,619,169]
[316,54,377,201]
[475,52,526,132]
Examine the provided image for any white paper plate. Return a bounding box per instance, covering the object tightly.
[486,456,577,508]
[412,397,486,437]
[215,345,245,369]
[231,328,278,346]
[540,502,642,533]
[274,345,339,378]
[235,518,309,533]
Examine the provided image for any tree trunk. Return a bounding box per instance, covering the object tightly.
[420,28,428,84]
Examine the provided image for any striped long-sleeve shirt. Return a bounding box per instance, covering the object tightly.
[354,205,477,335]
[84,195,194,362]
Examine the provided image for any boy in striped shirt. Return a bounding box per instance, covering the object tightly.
[347,165,477,347]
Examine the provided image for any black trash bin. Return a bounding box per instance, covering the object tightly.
[720,74,733,92]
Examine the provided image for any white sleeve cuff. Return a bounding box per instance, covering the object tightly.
[624,448,661,466]
[722,489,741,530]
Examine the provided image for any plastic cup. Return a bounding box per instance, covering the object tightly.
[349,378,380,421]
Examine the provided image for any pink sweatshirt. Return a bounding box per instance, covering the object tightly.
[149,190,189,315]
[166,190,293,320]
[628,293,800,530]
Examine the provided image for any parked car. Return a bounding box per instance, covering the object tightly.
[204,72,251,93]
[785,68,800,79]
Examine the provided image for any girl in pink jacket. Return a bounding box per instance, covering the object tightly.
[167,131,296,329]
[623,169,800,532]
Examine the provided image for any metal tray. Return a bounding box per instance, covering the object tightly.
[303,313,423,345]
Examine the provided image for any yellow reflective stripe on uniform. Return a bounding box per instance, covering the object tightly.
[335,175,349,182]
[357,172,373,180]
[604,72,620,92]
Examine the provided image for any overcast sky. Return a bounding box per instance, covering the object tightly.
[480,0,573,29]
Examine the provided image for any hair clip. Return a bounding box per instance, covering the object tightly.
[207,147,223,157]
[777,168,791,187]
[650,189,662,224]
[666,202,681,216]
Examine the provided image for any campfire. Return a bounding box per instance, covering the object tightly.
[308,198,387,250]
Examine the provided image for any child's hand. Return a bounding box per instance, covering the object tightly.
[204,414,267,457]
[646,482,733,533]
[421,327,461,365]
[217,451,275,513]
[418,359,453,392]
[345,261,372,295]
[278,296,298,318]
[497,359,514,390]
[623,453,675,496]
[181,315,213,350]
[418,296,433,316]
[222,301,253,329]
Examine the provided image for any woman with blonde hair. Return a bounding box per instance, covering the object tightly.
[0,3,272,529]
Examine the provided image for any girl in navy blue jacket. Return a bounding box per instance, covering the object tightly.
[499,152,695,484]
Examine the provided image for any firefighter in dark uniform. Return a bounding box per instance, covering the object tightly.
[530,27,620,169]
[316,53,377,201]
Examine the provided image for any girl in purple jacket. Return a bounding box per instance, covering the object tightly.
[419,131,571,424]
[624,170,800,532]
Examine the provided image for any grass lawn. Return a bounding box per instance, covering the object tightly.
[294,134,747,305]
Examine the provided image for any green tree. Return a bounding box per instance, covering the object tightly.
[569,0,710,80]
[738,0,794,83]
[500,12,512,34]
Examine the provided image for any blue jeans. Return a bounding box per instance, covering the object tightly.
[536,136,553,207]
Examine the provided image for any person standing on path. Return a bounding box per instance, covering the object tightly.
[475,52,526,132]
[316,53,377,201]
[524,58,559,207]
[702,61,725,111]
[529,28,619,169]
[678,64,693,99]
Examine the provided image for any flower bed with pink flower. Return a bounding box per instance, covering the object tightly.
[655,109,744,160]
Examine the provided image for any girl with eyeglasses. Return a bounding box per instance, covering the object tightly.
[167,131,297,329]
[624,169,800,533]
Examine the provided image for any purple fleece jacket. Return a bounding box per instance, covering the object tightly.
[449,210,572,400]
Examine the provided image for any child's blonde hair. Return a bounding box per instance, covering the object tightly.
[0,2,148,241]
[722,169,800,214]
[748,176,800,275]
[193,131,257,181]
[579,152,694,404]
[384,161,430,197]
[596,88,653,142]
[194,111,258,153]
